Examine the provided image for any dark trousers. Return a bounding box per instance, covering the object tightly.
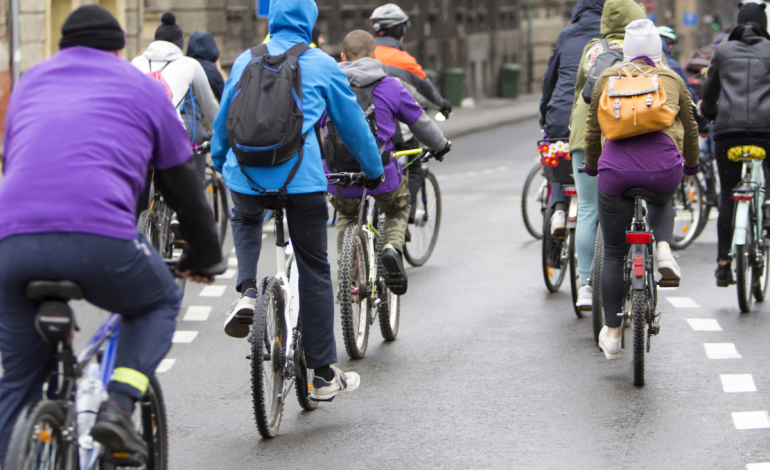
[715,138,770,261]
[230,191,337,369]
[598,189,675,327]
[0,233,182,463]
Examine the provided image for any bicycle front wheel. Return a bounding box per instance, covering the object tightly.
[632,290,649,387]
[542,207,567,292]
[134,376,168,470]
[522,162,547,240]
[591,226,605,344]
[671,175,704,250]
[204,175,229,249]
[339,226,370,359]
[568,229,583,318]
[251,277,287,438]
[294,320,319,412]
[404,171,441,267]
[736,231,754,313]
[4,401,72,470]
[755,236,770,302]
[376,213,400,341]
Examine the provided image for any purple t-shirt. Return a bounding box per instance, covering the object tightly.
[326,76,423,197]
[0,47,192,242]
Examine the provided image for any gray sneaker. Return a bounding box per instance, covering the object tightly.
[310,366,361,402]
[224,288,256,338]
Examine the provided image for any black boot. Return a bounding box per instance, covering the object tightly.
[91,400,148,463]
[716,260,734,287]
[381,245,408,295]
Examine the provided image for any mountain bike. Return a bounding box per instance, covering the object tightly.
[522,161,548,240]
[398,148,442,267]
[4,274,173,470]
[199,142,229,249]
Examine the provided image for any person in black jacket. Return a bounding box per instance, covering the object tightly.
[700,2,770,287]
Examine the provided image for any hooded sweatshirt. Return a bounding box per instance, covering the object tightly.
[568,0,646,153]
[540,0,604,138]
[186,31,224,100]
[131,40,219,129]
[326,57,448,197]
[211,0,383,195]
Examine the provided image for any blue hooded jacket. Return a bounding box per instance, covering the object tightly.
[211,0,383,195]
[539,0,604,138]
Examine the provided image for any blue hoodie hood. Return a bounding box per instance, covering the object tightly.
[268,0,316,45]
[571,0,605,23]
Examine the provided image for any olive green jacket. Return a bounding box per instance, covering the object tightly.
[584,61,699,170]
[568,0,646,153]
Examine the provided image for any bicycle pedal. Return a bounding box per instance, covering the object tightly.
[580,306,592,311]
[658,279,680,288]
[102,451,146,467]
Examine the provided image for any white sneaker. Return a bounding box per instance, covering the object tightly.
[550,210,566,236]
[576,285,593,309]
[598,326,622,360]
[310,366,361,402]
[655,245,681,280]
[223,288,257,338]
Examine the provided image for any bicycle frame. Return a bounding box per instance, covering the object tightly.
[732,159,764,249]
[356,190,383,311]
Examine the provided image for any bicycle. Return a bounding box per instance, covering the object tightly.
[521,161,548,240]
[670,174,705,250]
[4,275,173,469]
[199,142,230,250]
[397,148,442,267]
[591,224,604,344]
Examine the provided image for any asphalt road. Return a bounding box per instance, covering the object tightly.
[6,119,770,469]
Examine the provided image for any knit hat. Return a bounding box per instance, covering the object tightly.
[155,12,184,50]
[59,5,125,51]
[623,19,663,64]
[737,2,768,30]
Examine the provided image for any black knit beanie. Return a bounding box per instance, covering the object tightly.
[155,12,184,50]
[59,5,125,51]
[737,2,768,31]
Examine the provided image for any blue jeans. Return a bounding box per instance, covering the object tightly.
[571,149,599,285]
[0,233,182,463]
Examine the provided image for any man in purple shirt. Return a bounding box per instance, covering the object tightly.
[0,6,224,463]
[325,30,451,294]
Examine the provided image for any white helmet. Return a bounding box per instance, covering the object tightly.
[369,4,410,32]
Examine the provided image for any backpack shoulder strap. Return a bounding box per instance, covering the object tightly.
[741,41,770,75]
[600,38,610,52]
[249,44,269,61]
[159,61,172,72]
[285,43,311,59]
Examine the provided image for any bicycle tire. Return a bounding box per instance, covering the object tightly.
[542,206,567,292]
[375,213,400,340]
[138,210,186,295]
[137,376,168,470]
[4,400,70,470]
[251,277,286,438]
[671,175,705,250]
[522,162,546,240]
[632,290,648,387]
[755,236,770,302]
[736,236,754,313]
[568,229,583,318]
[339,226,370,359]
[294,320,319,411]
[591,226,604,344]
[404,171,441,267]
[204,175,229,249]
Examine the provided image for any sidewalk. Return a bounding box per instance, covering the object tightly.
[434,93,541,140]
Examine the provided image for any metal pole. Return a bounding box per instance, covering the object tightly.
[525,0,533,94]
[10,0,20,85]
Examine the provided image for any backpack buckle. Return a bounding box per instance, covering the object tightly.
[614,98,621,119]
[646,93,653,107]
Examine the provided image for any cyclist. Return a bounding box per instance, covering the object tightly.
[584,19,699,359]
[568,0,646,307]
[186,31,225,101]
[539,0,604,271]
[658,26,709,131]
[0,5,225,463]
[700,2,770,287]
[325,30,452,295]
[216,0,383,401]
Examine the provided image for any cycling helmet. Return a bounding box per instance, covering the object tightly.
[369,4,410,32]
[657,26,678,44]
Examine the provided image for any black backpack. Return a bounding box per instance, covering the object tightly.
[226,43,311,194]
[581,39,624,103]
[323,78,389,173]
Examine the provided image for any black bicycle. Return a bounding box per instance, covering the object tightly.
[199,142,230,249]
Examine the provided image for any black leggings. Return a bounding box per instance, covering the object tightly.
[715,138,770,261]
[598,189,675,327]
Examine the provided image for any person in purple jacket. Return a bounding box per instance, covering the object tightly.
[325,30,451,294]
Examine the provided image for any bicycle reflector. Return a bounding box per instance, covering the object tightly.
[634,257,644,278]
[564,188,578,196]
[627,232,652,244]
[733,192,753,201]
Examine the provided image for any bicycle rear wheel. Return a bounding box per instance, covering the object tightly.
[4,400,72,470]
[754,236,770,302]
[376,213,400,340]
[339,226,370,359]
[251,277,286,438]
[591,226,604,344]
[568,229,583,318]
[404,171,441,267]
[294,320,319,412]
[671,175,704,250]
[736,231,754,313]
[522,162,547,240]
[204,175,229,249]
[542,207,567,292]
[632,290,649,387]
[135,376,168,470]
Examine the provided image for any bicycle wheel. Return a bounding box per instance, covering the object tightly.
[4,400,71,470]
[294,320,319,412]
[542,207,567,292]
[404,171,441,267]
[632,290,649,387]
[671,175,704,250]
[204,175,229,249]
[568,229,583,318]
[339,226,370,359]
[135,376,168,470]
[591,226,605,344]
[138,210,161,252]
[251,277,286,438]
[736,230,754,313]
[754,236,770,302]
[376,213,400,340]
[522,162,547,240]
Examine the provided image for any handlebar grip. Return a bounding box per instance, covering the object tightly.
[577,167,586,173]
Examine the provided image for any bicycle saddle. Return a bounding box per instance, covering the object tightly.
[622,187,658,199]
[26,280,83,302]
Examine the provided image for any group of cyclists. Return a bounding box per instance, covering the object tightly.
[539,0,770,359]
[0,0,453,465]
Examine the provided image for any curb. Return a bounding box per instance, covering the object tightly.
[442,111,540,140]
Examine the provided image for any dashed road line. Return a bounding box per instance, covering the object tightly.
[219,268,236,279]
[732,411,770,430]
[687,318,722,331]
[200,285,227,297]
[666,296,700,308]
[183,305,212,321]
[172,331,199,343]
[156,358,176,373]
[704,343,742,359]
[721,374,757,393]
[228,257,238,267]
[747,463,770,470]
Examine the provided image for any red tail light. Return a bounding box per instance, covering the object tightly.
[564,188,578,196]
[733,193,753,201]
[627,232,652,244]
[634,257,644,278]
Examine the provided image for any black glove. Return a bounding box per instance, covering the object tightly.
[433,141,452,162]
[364,172,385,191]
[539,114,546,129]
[440,99,453,119]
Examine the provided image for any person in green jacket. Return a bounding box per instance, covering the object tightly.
[567,0,646,309]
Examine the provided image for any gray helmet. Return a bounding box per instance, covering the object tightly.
[369,4,410,32]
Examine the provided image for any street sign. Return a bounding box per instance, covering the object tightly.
[683,11,698,27]
[257,0,269,18]
[642,0,657,13]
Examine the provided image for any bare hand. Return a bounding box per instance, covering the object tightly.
[175,270,215,285]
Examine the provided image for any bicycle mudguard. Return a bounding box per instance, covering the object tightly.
[732,200,751,247]
[632,244,648,291]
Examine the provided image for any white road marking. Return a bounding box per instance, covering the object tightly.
[172,331,199,343]
[465,171,479,177]
[228,257,238,267]
[747,463,770,470]
[200,285,227,297]
[481,169,494,175]
[721,374,757,393]
[666,296,700,308]
[183,305,212,321]
[496,166,509,171]
[687,318,722,331]
[704,343,742,359]
[262,234,268,239]
[230,247,236,254]
[219,268,236,279]
[156,358,176,373]
[732,411,770,430]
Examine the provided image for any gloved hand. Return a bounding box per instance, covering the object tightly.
[683,164,700,176]
[539,114,546,129]
[440,99,453,120]
[364,172,385,190]
[433,141,452,162]
[584,165,598,177]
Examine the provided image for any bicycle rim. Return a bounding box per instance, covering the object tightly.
[522,162,546,240]
[4,401,69,470]
[671,175,704,250]
[135,376,168,470]
[404,172,441,267]
[339,227,370,358]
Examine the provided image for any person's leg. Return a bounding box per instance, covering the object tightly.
[327,192,363,264]
[229,191,266,293]
[372,177,411,253]
[549,182,567,208]
[715,139,745,285]
[572,149,599,286]
[597,190,635,329]
[645,191,677,246]
[407,158,424,223]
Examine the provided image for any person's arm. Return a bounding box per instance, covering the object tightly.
[540,40,562,120]
[211,51,251,173]
[700,48,722,121]
[584,72,607,172]
[396,83,448,150]
[191,59,219,128]
[675,76,700,172]
[569,42,593,130]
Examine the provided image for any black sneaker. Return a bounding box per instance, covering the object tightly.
[763,204,770,234]
[90,401,148,463]
[716,262,734,287]
[380,244,408,295]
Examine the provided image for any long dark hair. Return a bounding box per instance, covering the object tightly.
[728,22,770,41]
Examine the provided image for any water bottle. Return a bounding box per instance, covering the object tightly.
[76,362,107,449]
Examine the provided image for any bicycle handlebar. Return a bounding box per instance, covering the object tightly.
[196,141,211,155]
[326,172,366,189]
[393,148,425,158]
